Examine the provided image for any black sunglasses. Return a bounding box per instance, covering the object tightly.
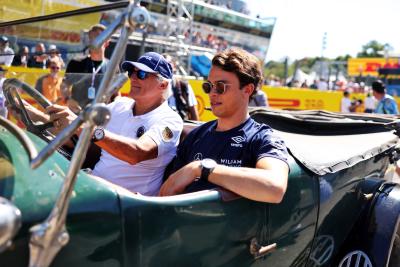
[202,81,231,95]
[128,69,151,80]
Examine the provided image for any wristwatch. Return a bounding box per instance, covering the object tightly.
[93,127,105,142]
[200,158,217,182]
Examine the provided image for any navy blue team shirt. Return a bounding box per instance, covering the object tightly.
[170,117,289,192]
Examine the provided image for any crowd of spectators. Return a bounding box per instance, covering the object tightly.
[263,74,394,114]
[265,74,373,95]
[0,35,65,70]
[204,0,250,15]
[11,42,64,69]
[0,35,78,115]
[187,31,229,52]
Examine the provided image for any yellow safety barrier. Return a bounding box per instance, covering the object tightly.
[3,67,400,122]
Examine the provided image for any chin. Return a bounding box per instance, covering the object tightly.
[211,109,227,118]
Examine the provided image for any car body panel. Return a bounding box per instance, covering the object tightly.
[0,128,124,266]
[1,108,400,266]
[309,158,389,266]
[0,3,400,265]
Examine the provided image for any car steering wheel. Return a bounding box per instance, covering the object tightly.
[2,78,99,164]
[2,78,55,138]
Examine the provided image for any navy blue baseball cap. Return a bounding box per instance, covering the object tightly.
[0,36,8,43]
[121,52,173,79]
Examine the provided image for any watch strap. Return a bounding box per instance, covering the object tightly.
[200,166,211,182]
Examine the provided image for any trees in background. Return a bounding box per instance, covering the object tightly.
[357,40,392,58]
[265,40,389,80]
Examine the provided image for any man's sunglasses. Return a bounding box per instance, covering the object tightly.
[128,69,151,80]
[202,81,230,95]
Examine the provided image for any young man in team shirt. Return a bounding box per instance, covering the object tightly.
[160,48,289,203]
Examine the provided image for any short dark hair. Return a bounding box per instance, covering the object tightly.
[211,47,263,93]
[372,80,385,94]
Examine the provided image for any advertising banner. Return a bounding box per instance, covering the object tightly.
[348,58,400,76]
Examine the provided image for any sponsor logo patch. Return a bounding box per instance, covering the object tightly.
[231,136,245,147]
[136,126,146,138]
[162,126,173,141]
[194,153,203,161]
[142,56,153,61]
[231,136,245,143]
[221,159,242,167]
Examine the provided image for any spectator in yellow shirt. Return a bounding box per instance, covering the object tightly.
[35,59,65,105]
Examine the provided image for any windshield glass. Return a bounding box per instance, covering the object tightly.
[0,3,132,111]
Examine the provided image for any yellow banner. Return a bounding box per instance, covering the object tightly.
[0,0,102,45]
[191,84,399,121]
[348,58,400,76]
[5,67,400,122]
[0,0,104,22]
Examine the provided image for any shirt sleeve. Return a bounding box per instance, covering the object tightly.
[263,91,269,107]
[169,123,206,174]
[251,129,289,166]
[257,92,267,106]
[187,84,198,106]
[385,99,399,114]
[4,50,14,67]
[144,114,183,157]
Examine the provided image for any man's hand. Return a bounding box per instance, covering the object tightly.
[159,161,201,196]
[46,104,78,132]
[7,99,49,123]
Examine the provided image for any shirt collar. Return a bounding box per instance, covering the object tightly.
[131,100,169,119]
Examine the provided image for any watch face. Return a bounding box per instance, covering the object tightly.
[202,158,217,169]
[94,128,104,140]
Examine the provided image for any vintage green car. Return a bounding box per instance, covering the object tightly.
[0,2,400,267]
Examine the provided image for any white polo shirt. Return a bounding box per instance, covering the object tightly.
[341,97,352,112]
[92,97,183,196]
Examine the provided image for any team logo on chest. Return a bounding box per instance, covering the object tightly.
[194,153,203,161]
[162,127,174,141]
[136,126,146,138]
[231,136,245,147]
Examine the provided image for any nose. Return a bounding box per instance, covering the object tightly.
[209,88,219,96]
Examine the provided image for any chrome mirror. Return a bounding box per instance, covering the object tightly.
[0,197,21,252]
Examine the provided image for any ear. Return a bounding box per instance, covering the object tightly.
[159,79,169,90]
[243,83,255,96]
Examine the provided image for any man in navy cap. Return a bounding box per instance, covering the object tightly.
[0,36,15,67]
[84,52,183,195]
[19,52,183,195]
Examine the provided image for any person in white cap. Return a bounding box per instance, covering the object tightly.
[48,44,65,68]
[43,51,183,196]
[0,36,14,67]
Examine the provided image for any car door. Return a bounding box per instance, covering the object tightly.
[120,190,269,267]
[261,157,320,267]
